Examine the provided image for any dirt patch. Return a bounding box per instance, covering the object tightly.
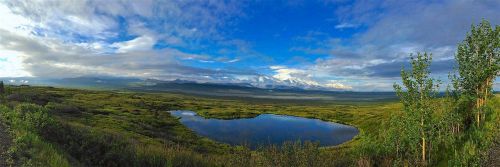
[0,122,12,167]
[484,135,500,167]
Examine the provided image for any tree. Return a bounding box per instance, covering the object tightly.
[0,81,4,94]
[393,52,440,165]
[453,19,499,127]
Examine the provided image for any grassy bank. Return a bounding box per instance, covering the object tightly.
[0,86,497,166]
[0,86,401,166]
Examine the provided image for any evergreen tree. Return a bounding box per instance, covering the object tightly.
[453,19,499,127]
[0,81,4,94]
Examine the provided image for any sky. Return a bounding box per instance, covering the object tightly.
[0,0,499,91]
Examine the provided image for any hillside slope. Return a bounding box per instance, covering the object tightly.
[0,121,11,167]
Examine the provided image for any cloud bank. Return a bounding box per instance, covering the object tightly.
[0,0,498,91]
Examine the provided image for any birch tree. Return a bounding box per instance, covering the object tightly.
[453,20,499,127]
[393,52,440,165]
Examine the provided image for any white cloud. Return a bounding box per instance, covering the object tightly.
[270,65,287,70]
[271,67,309,81]
[325,80,352,90]
[0,49,31,77]
[111,36,156,53]
[0,3,33,36]
[0,3,32,77]
[269,66,353,90]
[0,0,251,81]
[227,59,240,63]
[292,0,500,91]
[334,23,357,29]
[0,1,497,91]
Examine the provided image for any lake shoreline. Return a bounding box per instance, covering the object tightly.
[169,110,359,148]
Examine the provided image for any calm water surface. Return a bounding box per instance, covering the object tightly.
[170,110,359,148]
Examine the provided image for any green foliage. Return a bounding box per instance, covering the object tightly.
[220,141,347,167]
[355,20,500,167]
[0,104,71,167]
[455,20,499,95]
[3,86,381,167]
[6,91,62,106]
[0,81,4,94]
[0,81,6,105]
[389,52,440,165]
[446,19,500,166]
[8,131,71,167]
[448,100,500,166]
[0,71,496,167]
[452,19,499,127]
[14,104,53,132]
[258,141,321,167]
[45,102,82,114]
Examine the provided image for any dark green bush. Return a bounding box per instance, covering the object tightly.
[7,92,62,106]
[41,122,137,166]
[45,102,82,114]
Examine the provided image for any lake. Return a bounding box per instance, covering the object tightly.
[170,110,359,148]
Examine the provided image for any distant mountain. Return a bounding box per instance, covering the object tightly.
[0,76,398,101]
[237,75,348,91]
[0,77,53,85]
[0,76,142,89]
[246,75,281,89]
[49,77,141,89]
[129,80,397,101]
[1,76,349,91]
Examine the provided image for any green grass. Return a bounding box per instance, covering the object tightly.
[0,104,72,167]
[0,86,393,166]
[0,86,497,166]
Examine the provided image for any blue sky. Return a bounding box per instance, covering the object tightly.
[0,0,498,91]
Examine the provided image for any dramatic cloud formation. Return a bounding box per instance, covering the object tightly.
[289,0,499,90]
[0,0,251,80]
[0,0,498,91]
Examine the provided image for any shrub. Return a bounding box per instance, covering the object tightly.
[45,102,82,114]
[0,104,70,167]
[6,92,62,106]
[13,104,53,133]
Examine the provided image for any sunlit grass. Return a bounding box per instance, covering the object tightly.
[1,86,497,166]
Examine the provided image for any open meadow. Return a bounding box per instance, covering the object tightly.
[0,85,402,166]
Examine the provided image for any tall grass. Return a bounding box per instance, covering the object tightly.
[0,104,71,167]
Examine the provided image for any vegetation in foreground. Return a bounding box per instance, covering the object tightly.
[356,20,499,166]
[0,20,497,167]
[0,83,399,166]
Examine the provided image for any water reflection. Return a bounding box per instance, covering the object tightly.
[170,110,359,148]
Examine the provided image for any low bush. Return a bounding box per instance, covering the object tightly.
[45,102,82,114]
[0,104,71,167]
[6,92,62,106]
[40,121,220,167]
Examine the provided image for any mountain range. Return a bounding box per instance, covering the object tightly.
[0,76,398,102]
[1,76,348,91]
